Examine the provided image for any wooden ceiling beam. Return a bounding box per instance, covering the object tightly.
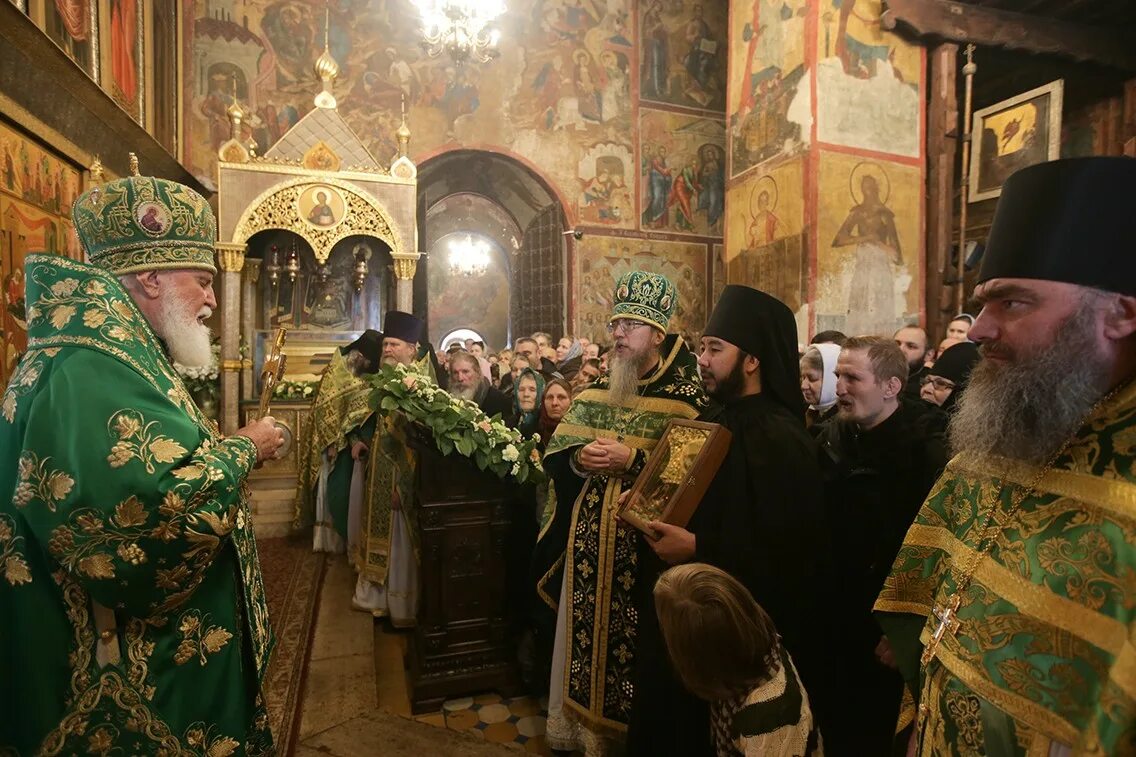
[882,0,1136,72]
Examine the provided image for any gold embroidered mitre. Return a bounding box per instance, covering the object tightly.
[73,172,218,275]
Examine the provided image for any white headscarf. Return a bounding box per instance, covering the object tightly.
[806,343,841,412]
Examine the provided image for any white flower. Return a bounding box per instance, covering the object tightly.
[511,462,521,476]
[502,444,519,462]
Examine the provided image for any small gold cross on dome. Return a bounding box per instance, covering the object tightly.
[921,593,962,665]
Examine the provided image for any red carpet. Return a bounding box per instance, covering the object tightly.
[258,535,327,756]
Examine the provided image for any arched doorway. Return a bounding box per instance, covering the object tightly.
[417,150,568,350]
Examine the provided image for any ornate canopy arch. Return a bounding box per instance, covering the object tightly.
[230,176,403,262]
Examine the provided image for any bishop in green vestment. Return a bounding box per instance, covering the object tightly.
[874,158,1136,755]
[293,330,382,555]
[0,173,285,754]
[533,271,708,753]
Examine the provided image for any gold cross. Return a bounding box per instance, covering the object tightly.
[921,593,961,666]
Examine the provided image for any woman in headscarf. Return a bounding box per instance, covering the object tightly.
[919,341,980,414]
[555,337,584,381]
[511,367,545,434]
[799,342,840,436]
[536,378,573,450]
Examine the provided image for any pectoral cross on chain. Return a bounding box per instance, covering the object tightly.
[921,594,961,666]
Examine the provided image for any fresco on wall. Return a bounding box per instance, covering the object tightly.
[640,109,725,236]
[711,243,725,303]
[640,0,727,112]
[723,157,807,316]
[728,0,809,178]
[427,236,510,352]
[815,151,920,337]
[577,143,635,229]
[815,0,922,158]
[575,236,708,344]
[44,0,97,78]
[183,0,637,202]
[103,0,141,120]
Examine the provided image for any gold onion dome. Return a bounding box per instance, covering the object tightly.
[314,48,339,82]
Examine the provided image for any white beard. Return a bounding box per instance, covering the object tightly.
[155,294,213,368]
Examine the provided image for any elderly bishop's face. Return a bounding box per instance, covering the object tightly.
[153,270,216,368]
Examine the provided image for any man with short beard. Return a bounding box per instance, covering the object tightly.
[894,325,931,398]
[875,157,1136,756]
[294,329,383,555]
[533,271,708,755]
[448,349,510,418]
[352,311,432,626]
[0,172,284,754]
[626,286,841,755]
[817,335,947,754]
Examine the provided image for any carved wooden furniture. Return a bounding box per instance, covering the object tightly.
[406,439,522,713]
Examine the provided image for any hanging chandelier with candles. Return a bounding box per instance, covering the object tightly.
[411,0,506,65]
[448,234,492,277]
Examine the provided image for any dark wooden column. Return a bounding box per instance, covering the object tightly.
[924,43,959,344]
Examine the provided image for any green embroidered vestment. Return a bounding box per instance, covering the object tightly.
[0,256,275,755]
[875,383,1136,755]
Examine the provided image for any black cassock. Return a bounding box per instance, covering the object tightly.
[627,392,840,756]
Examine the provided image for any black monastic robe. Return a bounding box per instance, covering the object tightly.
[627,392,840,756]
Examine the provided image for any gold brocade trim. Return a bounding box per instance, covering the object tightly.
[591,480,621,719]
[873,598,933,618]
[643,336,683,385]
[1025,732,1053,757]
[1109,639,1136,699]
[39,671,189,756]
[560,477,633,737]
[902,523,1129,657]
[125,618,157,700]
[549,424,661,452]
[963,458,1136,524]
[933,644,1080,747]
[536,553,564,611]
[61,577,94,703]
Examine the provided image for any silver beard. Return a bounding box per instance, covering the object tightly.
[607,352,643,405]
[450,384,477,401]
[949,304,1111,466]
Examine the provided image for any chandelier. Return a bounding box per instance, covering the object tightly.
[411,0,505,64]
[448,235,491,277]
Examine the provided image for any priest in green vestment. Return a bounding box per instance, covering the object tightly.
[874,158,1136,755]
[352,311,432,626]
[0,171,285,755]
[533,271,709,754]
[294,329,382,555]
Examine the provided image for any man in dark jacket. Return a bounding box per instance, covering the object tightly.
[627,286,840,755]
[818,335,947,754]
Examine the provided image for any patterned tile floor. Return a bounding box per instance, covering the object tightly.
[375,623,557,754]
[436,693,551,754]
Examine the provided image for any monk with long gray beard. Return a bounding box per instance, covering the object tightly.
[532,271,708,755]
[447,349,511,419]
[875,157,1136,756]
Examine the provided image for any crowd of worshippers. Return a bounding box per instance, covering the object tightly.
[297,157,1136,757]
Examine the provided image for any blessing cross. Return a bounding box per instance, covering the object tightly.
[921,593,962,666]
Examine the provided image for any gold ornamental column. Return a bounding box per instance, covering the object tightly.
[240,258,261,401]
[391,253,420,312]
[215,242,246,433]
